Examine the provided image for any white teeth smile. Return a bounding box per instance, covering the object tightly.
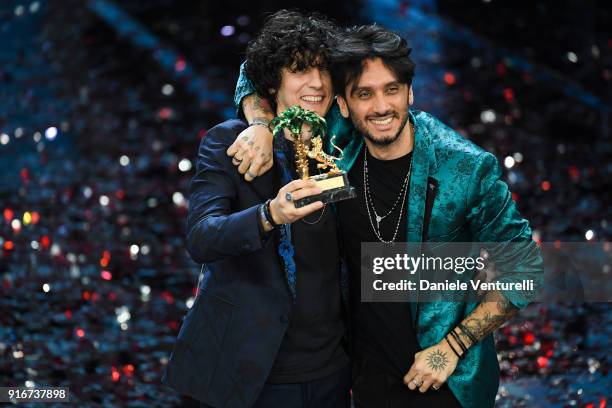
[300,96,323,102]
[370,117,393,125]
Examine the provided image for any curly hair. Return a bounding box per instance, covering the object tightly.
[330,24,415,97]
[245,10,339,112]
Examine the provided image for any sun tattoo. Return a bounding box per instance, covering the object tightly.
[426,349,449,372]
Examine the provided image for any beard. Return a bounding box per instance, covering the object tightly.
[351,110,410,147]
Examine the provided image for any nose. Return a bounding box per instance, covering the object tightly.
[372,93,391,115]
[307,68,324,89]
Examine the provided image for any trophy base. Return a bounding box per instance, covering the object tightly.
[294,172,356,208]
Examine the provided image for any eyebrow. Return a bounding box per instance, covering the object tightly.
[350,81,402,96]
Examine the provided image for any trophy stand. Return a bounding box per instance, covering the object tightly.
[272,106,356,209]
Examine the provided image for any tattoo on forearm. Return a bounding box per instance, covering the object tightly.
[426,350,449,372]
[251,97,273,116]
[461,293,518,344]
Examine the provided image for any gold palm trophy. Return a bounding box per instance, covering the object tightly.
[270,105,356,208]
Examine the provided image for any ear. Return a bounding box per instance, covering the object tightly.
[336,95,350,118]
[408,85,414,105]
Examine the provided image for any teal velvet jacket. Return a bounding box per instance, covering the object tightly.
[234,65,543,408]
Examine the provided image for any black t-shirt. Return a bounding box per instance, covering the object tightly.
[338,145,420,378]
[267,144,349,383]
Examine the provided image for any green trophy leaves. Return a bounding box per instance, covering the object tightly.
[270,105,327,139]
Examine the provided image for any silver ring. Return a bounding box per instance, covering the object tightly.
[412,379,422,387]
[246,170,257,178]
[233,157,243,164]
[285,192,293,202]
[432,384,440,391]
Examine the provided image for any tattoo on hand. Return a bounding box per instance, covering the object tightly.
[426,350,449,372]
[242,136,249,141]
[248,140,254,146]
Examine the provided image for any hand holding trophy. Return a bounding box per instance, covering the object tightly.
[270,105,356,208]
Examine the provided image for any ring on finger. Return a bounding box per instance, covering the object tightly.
[233,156,243,164]
[412,379,422,387]
[246,170,257,178]
[285,192,293,202]
[432,384,440,391]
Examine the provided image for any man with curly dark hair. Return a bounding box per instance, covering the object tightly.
[244,10,337,114]
[162,10,351,408]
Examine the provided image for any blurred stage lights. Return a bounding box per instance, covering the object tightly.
[178,158,192,172]
[162,84,174,96]
[585,229,595,241]
[480,109,496,123]
[116,306,131,324]
[45,127,58,140]
[119,155,130,166]
[504,156,515,169]
[172,192,186,206]
[567,51,578,63]
[237,15,250,26]
[42,283,51,292]
[186,296,195,309]
[513,152,523,162]
[220,25,235,36]
[11,219,21,231]
[99,195,110,206]
[1,133,9,145]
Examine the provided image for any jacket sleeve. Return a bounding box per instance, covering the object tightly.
[466,151,543,309]
[233,62,256,115]
[186,123,270,264]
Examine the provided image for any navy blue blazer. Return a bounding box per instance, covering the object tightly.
[162,119,323,407]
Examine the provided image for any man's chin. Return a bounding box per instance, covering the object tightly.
[365,131,400,147]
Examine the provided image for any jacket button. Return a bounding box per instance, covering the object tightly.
[279,314,289,324]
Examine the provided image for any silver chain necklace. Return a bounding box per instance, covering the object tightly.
[363,147,412,243]
[301,204,326,225]
[301,165,326,225]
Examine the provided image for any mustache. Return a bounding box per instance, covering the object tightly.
[367,111,398,120]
